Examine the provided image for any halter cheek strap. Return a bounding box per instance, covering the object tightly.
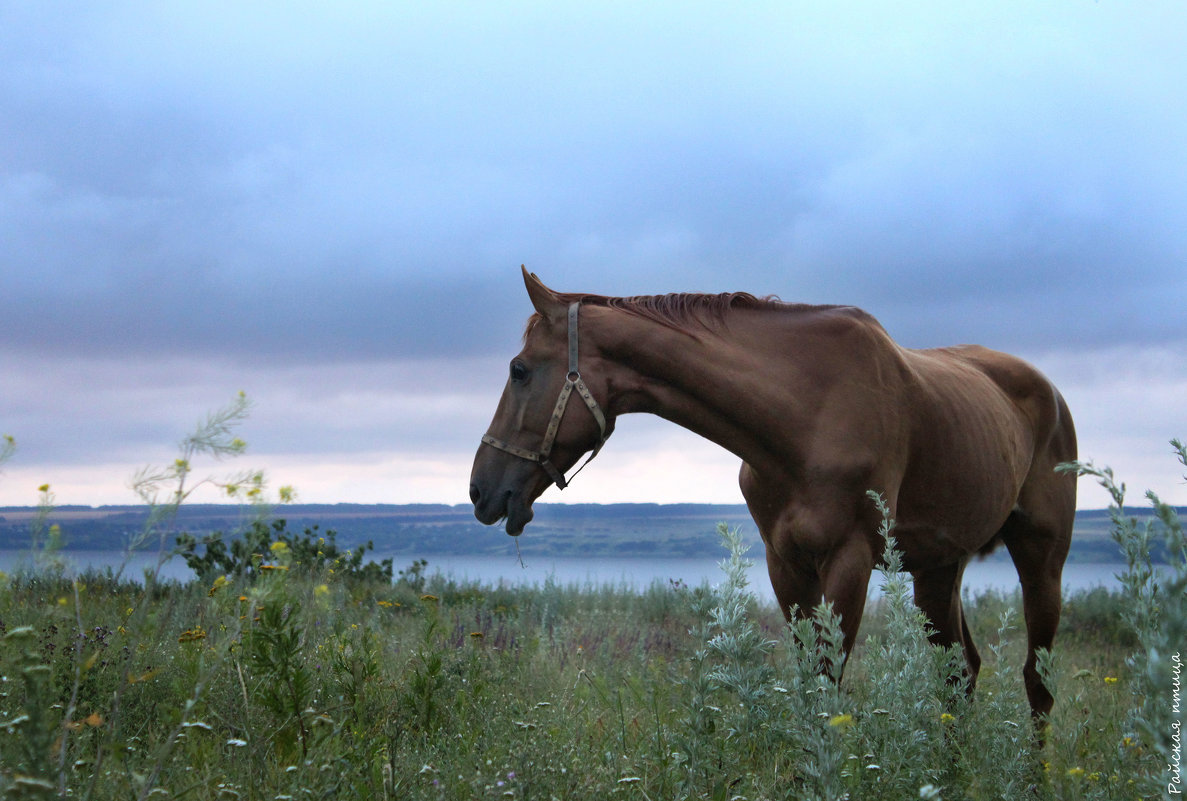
[481,302,609,490]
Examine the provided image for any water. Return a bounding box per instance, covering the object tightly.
[0,550,1126,601]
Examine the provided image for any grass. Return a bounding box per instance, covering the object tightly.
[0,405,1182,799]
[0,528,1171,800]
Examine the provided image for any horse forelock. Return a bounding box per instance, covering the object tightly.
[523,290,815,342]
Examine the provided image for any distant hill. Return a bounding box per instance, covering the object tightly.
[0,503,1180,562]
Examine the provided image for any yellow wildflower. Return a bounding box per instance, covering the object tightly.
[420,594,439,603]
[208,575,230,597]
[314,584,329,597]
[269,541,288,554]
[827,714,854,729]
[470,631,484,639]
[1067,767,1084,777]
[940,713,955,724]
[178,627,207,643]
[1103,676,1118,685]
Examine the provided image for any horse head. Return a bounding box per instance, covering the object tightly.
[469,268,615,535]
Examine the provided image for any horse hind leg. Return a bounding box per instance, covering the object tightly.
[913,559,980,694]
[1004,385,1077,723]
[1000,504,1072,722]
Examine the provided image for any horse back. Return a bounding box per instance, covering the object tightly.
[891,344,1074,550]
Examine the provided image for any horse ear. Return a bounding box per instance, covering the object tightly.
[522,265,565,322]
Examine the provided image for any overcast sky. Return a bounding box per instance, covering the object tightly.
[1,2,1184,512]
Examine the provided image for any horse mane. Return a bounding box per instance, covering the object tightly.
[525,290,845,341]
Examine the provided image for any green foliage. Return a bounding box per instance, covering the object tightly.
[1057,438,1187,797]
[1,414,1183,798]
[176,518,394,585]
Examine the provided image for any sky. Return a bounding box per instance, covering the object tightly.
[1,1,1185,512]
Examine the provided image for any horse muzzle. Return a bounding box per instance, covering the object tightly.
[469,482,535,536]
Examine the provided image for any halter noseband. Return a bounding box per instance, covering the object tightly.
[481,302,609,490]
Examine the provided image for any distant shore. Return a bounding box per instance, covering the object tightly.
[2,502,1180,562]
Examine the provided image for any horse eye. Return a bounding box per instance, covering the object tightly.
[509,361,528,383]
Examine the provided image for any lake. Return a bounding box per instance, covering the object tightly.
[0,549,1128,602]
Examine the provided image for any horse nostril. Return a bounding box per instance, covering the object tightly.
[469,483,481,506]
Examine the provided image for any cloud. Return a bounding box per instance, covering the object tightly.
[1,3,1184,509]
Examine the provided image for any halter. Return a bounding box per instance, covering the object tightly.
[481,302,609,490]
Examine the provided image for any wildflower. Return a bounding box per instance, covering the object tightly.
[208,575,230,597]
[269,541,288,554]
[38,484,50,493]
[178,627,207,643]
[1122,736,1136,747]
[377,600,394,608]
[470,631,484,639]
[828,713,854,729]
[1103,676,1119,685]
[57,597,69,606]
[940,713,955,724]
[259,564,288,571]
[238,595,248,602]
[420,594,439,602]
[314,584,329,598]
[1067,767,1084,777]
[278,485,296,503]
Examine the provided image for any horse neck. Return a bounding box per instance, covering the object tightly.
[591,306,828,476]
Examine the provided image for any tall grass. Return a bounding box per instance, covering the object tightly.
[1,418,1183,798]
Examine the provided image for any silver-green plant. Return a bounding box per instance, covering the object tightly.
[705,524,777,744]
[845,492,962,797]
[1057,438,1187,796]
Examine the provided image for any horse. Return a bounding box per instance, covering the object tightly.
[469,267,1077,720]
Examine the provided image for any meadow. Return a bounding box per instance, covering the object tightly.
[0,406,1183,800]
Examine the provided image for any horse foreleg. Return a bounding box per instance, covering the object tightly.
[818,538,875,678]
[913,559,980,694]
[765,547,821,622]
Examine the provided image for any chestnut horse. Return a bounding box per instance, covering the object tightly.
[470,268,1077,719]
